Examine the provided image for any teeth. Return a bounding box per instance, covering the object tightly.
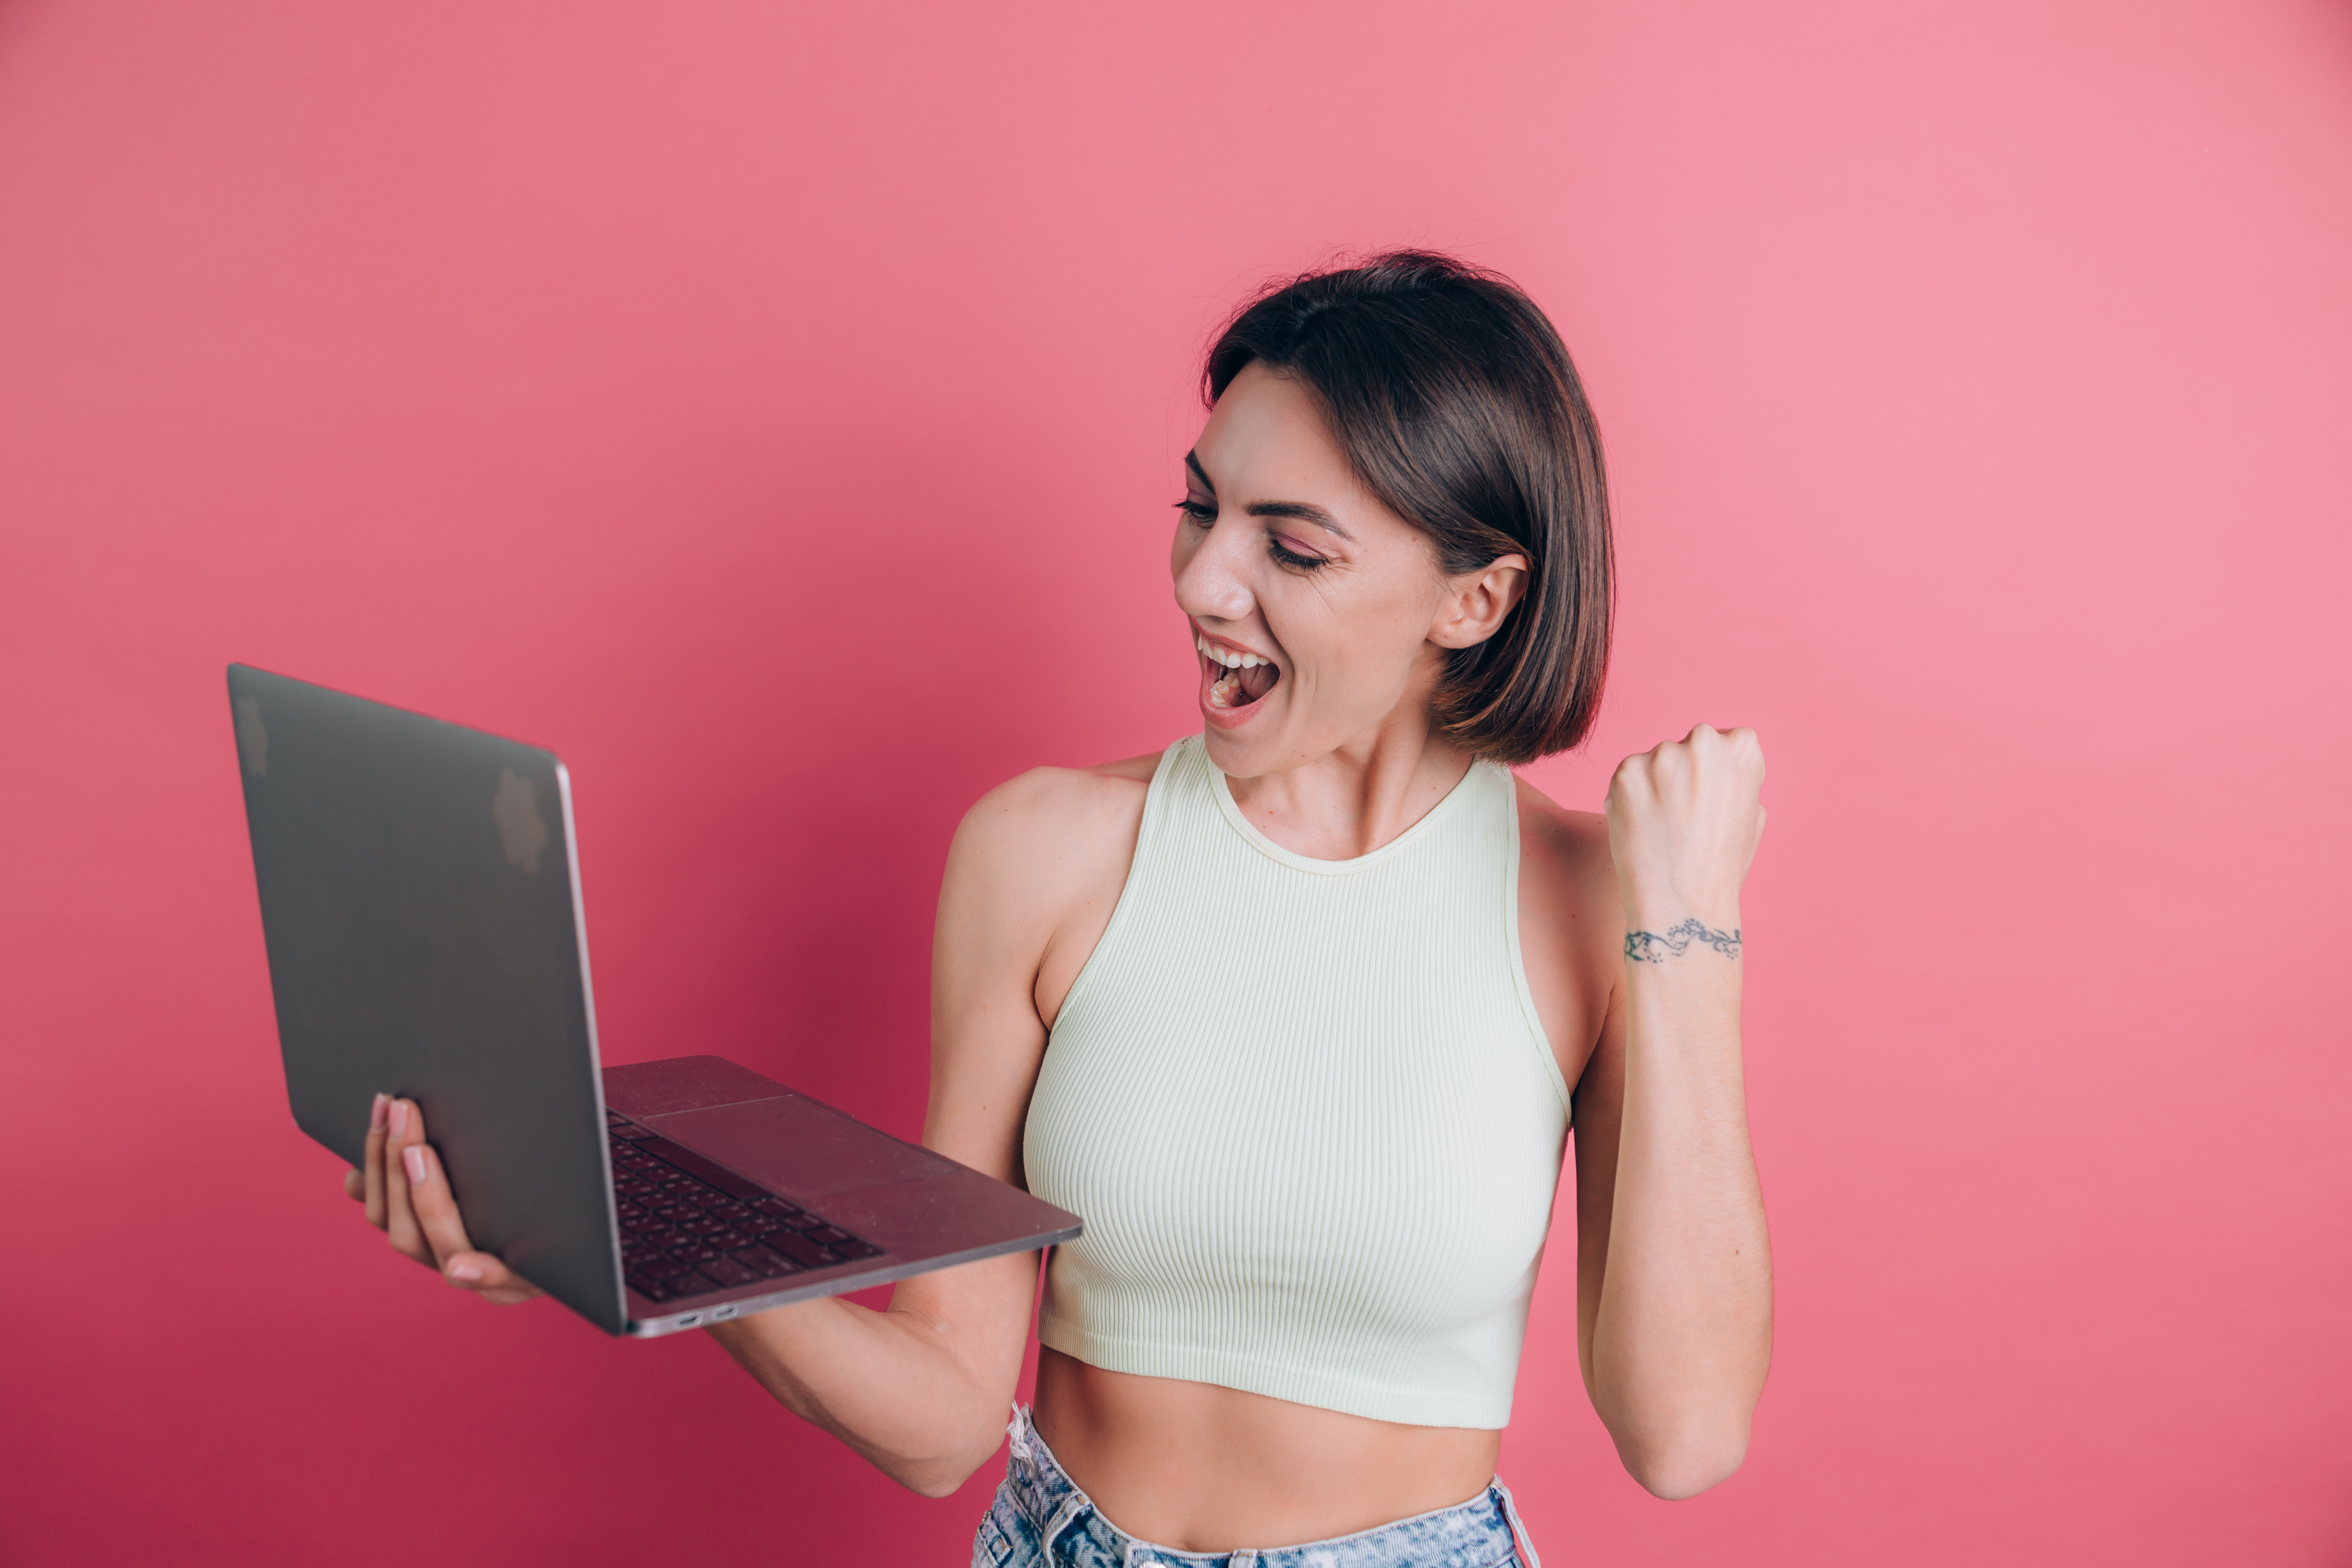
[1195,633,1265,671]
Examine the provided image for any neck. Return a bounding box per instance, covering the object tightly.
[1222,678,1476,862]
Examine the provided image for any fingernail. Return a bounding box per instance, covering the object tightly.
[388,1099,410,1137]
[402,1145,427,1185]
[370,1093,388,1132]
[448,1259,482,1283]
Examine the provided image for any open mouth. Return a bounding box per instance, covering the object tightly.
[1197,632,1281,712]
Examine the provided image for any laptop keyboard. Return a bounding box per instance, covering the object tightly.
[607,1114,884,1305]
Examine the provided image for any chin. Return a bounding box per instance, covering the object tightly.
[1198,716,1291,780]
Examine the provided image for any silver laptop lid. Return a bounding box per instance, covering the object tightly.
[228,664,625,1332]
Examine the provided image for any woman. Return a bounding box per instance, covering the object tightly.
[356,252,1773,1566]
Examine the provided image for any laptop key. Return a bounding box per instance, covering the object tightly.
[829,1239,883,1261]
[705,1231,750,1251]
[695,1255,757,1288]
[803,1227,850,1247]
[764,1232,839,1269]
[751,1197,803,1218]
[625,1272,672,1301]
[629,1136,767,1200]
[731,1246,797,1278]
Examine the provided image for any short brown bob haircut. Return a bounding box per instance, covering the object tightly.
[1204,251,1613,765]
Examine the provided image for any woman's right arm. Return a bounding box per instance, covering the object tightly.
[352,764,1135,1497]
[692,767,1095,1495]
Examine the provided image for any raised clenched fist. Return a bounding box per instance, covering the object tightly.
[1604,724,1767,951]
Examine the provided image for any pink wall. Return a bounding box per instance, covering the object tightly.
[3,2,2348,1561]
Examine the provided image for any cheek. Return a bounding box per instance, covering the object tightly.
[1263,592,1383,700]
[1287,575,1435,676]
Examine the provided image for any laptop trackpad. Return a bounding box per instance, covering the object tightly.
[648,1095,952,1200]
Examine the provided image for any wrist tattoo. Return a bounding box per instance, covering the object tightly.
[1624,918,1742,963]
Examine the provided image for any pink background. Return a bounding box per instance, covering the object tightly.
[3,1,2348,1562]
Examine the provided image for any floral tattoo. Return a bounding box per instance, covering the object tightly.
[1624,918,1742,963]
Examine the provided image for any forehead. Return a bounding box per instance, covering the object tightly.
[1192,363,1364,502]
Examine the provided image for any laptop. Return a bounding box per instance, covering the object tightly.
[227,664,1080,1337]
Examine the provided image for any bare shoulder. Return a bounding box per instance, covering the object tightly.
[952,751,1160,875]
[1514,775,1619,916]
[941,751,1163,942]
[938,750,1165,1036]
[1512,774,1624,1080]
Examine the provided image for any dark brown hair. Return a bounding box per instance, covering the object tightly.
[1204,251,1612,764]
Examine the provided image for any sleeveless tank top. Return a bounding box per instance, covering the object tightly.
[1023,735,1572,1430]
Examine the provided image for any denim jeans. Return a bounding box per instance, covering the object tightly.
[971,1407,1540,1568]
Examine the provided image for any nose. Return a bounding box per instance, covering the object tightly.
[1172,518,1256,625]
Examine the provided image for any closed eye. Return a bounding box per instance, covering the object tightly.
[1177,492,1326,568]
[1267,532,1328,569]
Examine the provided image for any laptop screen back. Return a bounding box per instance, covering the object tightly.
[228,664,624,1332]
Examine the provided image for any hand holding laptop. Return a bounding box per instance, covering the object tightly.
[346,1093,543,1306]
[232,665,1078,1337]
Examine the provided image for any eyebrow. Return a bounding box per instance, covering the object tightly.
[1184,451,1356,542]
[1246,500,1354,541]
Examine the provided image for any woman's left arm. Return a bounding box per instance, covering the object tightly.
[1572,723,1773,1499]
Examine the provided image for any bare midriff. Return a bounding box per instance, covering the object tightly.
[1030,1347,1502,1554]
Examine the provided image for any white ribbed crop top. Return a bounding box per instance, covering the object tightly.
[1023,735,1571,1430]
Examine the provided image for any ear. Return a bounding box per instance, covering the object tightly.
[1428,553,1529,650]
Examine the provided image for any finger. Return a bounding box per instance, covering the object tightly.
[363,1092,389,1229]
[383,1098,431,1264]
[441,1249,544,1306]
[404,1143,477,1270]
[344,1167,364,1203]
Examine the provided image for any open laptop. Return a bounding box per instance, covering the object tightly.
[227,664,1079,1336]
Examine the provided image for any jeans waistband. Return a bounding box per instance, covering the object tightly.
[1000,1406,1539,1568]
